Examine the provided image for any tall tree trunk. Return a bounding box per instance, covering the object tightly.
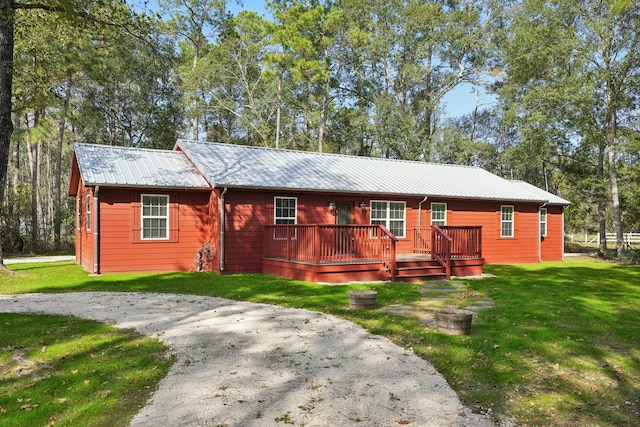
[54,71,72,251]
[10,114,20,250]
[192,43,200,141]
[607,108,624,257]
[0,0,14,267]
[26,112,40,252]
[275,74,282,149]
[318,77,330,153]
[597,141,607,254]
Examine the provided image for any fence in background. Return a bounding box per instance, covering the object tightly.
[566,232,640,247]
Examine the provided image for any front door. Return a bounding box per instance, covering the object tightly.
[336,202,354,254]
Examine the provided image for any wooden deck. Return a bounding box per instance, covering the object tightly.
[262,225,483,283]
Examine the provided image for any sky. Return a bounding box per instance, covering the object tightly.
[133,0,496,118]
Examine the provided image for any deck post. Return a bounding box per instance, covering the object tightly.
[314,225,320,265]
[286,225,291,260]
[390,237,396,282]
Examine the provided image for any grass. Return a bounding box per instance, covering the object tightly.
[1,257,639,426]
[0,313,173,427]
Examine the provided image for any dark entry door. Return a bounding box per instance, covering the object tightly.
[336,202,354,254]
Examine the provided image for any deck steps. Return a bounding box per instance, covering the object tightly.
[390,259,448,282]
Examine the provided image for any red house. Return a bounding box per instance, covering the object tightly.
[68,141,570,282]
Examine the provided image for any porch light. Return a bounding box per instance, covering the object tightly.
[359,201,367,212]
[328,201,335,213]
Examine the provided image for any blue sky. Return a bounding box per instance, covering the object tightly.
[133,0,496,118]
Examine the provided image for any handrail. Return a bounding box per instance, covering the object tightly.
[413,226,432,253]
[264,224,397,279]
[431,225,452,279]
[377,225,398,281]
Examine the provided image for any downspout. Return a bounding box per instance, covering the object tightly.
[219,187,228,272]
[93,186,100,274]
[418,196,428,226]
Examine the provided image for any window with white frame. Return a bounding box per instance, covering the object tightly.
[77,197,82,230]
[501,205,514,237]
[540,208,547,237]
[142,195,169,239]
[274,197,297,224]
[86,195,91,231]
[370,201,406,238]
[431,202,447,226]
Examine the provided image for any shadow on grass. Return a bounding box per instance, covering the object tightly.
[2,260,639,426]
[440,261,640,426]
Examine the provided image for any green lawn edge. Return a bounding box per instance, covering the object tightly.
[1,257,639,426]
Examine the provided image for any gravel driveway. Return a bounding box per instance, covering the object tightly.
[0,292,494,427]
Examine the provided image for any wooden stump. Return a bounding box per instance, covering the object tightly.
[347,290,377,309]
[435,309,474,335]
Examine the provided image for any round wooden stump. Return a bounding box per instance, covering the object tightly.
[435,309,474,335]
[347,290,377,310]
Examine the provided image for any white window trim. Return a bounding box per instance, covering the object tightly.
[540,207,548,237]
[430,202,447,226]
[77,197,82,230]
[274,196,297,225]
[141,194,170,240]
[370,200,406,238]
[86,195,91,231]
[501,205,514,238]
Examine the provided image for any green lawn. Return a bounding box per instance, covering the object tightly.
[1,257,638,426]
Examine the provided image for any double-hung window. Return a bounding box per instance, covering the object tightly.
[431,203,447,226]
[77,198,82,230]
[142,195,169,239]
[274,197,297,224]
[501,205,514,238]
[86,195,91,231]
[371,201,406,238]
[540,208,547,237]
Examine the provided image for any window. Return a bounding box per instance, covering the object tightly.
[540,208,547,237]
[77,197,82,230]
[86,195,91,231]
[431,203,447,226]
[501,205,514,237]
[371,201,406,238]
[142,195,169,239]
[274,197,297,224]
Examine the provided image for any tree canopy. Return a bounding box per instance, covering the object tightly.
[0,0,638,258]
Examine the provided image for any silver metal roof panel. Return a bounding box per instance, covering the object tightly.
[509,180,571,205]
[176,140,565,202]
[74,143,210,189]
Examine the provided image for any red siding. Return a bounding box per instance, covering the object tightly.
[73,176,565,275]
[541,205,565,261]
[96,188,210,273]
[434,200,542,264]
[74,182,95,272]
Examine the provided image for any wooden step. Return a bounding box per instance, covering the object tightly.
[389,261,447,282]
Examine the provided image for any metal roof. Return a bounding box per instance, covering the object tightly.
[176,140,570,203]
[73,143,210,189]
[509,180,571,205]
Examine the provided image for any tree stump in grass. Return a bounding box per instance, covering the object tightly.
[435,309,474,335]
[347,290,377,309]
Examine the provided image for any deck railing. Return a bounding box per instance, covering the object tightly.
[432,226,452,279]
[442,226,483,258]
[413,226,482,259]
[264,224,398,280]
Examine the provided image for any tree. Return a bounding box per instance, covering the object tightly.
[0,0,14,266]
[0,1,162,265]
[162,0,229,141]
[498,0,640,257]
